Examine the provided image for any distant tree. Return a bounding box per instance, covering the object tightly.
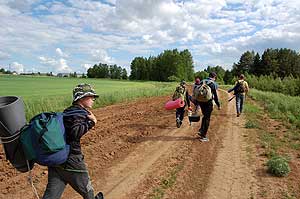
[70,72,77,78]
[223,70,234,84]
[261,48,279,75]
[46,72,53,76]
[233,51,255,75]
[194,71,209,80]
[251,53,261,75]
[121,68,128,79]
[87,63,126,79]
[129,49,194,81]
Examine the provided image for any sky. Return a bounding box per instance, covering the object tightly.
[0,0,300,74]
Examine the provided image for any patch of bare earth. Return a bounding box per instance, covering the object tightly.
[1,89,299,199]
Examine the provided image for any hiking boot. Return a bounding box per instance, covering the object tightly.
[95,192,104,199]
[176,118,181,128]
[200,137,209,142]
[237,113,240,117]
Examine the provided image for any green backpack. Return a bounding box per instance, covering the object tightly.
[20,110,87,166]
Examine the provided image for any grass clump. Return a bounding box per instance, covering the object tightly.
[267,155,291,177]
[245,120,259,129]
[150,165,182,199]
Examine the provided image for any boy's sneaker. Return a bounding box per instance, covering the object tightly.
[176,118,181,128]
[200,137,209,142]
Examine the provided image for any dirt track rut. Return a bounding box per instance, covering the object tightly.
[203,92,257,199]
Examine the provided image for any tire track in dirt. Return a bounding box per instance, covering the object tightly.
[76,122,195,199]
[203,92,257,199]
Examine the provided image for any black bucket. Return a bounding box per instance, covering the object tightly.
[0,96,33,172]
[188,114,201,125]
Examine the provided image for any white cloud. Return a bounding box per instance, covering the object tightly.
[0,51,10,60]
[0,3,19,16]
[39,56,72,73]
[90,49,115,64]
[39,56,56,65]
[10,62,24,73]
[57,58,72,73]
[1,0,300,72]
[6,0,38,12]
[82,63,92,70]
[56,48,68,58]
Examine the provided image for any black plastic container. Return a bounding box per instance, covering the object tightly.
[188,114,201,125]
[0,96,33,172]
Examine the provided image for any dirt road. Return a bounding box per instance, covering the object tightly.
[0,90,257,199]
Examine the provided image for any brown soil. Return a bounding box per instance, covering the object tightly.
[0,90,299,199]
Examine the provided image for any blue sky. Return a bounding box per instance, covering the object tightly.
[0,0,300,74]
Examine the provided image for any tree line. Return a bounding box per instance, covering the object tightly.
[0,68,13,74]
[87,63,128,79]
[129,49,194,82]
[232,48,300,78]
[192,48,300,96]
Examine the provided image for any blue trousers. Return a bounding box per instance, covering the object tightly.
[235,93,245,114]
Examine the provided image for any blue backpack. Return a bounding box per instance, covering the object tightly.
[20,110,87,166]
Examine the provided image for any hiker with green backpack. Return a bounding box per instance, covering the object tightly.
[172,80,191,128]
[42,83,104,199]
[228,74,249,117]
[192,72,220,142]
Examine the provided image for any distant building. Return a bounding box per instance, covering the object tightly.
[57,72,84,77]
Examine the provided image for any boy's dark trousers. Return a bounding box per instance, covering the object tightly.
[42,154,103,199]
[176,106,185,121]
[199,100,213,137]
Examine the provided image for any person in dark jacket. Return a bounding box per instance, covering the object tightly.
[198,72,221,142]
[228,74,249,117]
[172,80,191,128]
[42,83,104,199]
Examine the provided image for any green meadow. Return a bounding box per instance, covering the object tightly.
[248,89,300,129]
[0,75,176,120]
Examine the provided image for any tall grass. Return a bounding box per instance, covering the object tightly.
[248,89,300,128]
[0,75,176,120]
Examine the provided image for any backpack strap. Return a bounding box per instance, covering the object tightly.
[200,79,212,87]
[63,110,89,117]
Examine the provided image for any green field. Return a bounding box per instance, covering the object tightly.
[0,75,176,120]
[248,89,300,128]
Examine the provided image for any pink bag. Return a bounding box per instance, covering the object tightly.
[165,98,184,110]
